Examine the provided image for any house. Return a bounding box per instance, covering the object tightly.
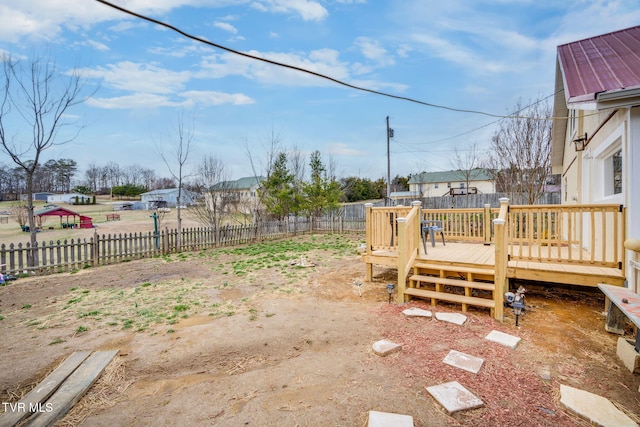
[33,192,53,201]
[408,168,495,197]
[46,193,92,204]
[209,176,265,214]
[551,25,640,291]
[140,188,197,209]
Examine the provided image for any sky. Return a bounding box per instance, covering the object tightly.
[1,0,639,184]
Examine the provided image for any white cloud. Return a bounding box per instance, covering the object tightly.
[179,90,255,106]
[327,143,367,156]
[74,39,110,52]
[250,0,328,21]
[199,48,350,86]
[79,61,191,94]
[213,21,238,34]
[411,33,506,74]
[87,93,179,109]
[354,37,394,67]
[88,89,253,109]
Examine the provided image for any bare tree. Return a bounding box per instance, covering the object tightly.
[485,99,553,205]
[159,111,193,250]
[191,155,230,243]
[243,128,283,225]
[0,53,87,255]
[10,204,28,228]
[450,142,484,208]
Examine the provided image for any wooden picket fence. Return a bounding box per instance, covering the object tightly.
[0,218,365,276]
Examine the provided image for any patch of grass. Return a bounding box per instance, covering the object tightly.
[167,329,176,333]
[21,304,32,309]
[121,319,134,330]
[75,325,88,334]
[26,319,41,326]
[0,315,5,321]
[173,304,189,312]
[78,310,100,318]
[49,338,65,345]
[265,313,275,318]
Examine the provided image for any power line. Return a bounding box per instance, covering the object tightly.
[95,0,571,121]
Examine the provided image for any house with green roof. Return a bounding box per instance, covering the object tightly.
[210,176,265,214]
[408,168,495,197]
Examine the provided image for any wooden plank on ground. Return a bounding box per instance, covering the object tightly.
[0,351,91,427]
[23,350,119,427]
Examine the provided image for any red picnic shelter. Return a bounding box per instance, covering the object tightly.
[33,206,93,229]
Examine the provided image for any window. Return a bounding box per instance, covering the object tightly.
[447,182,451,189]
[569,109,577,140]
[434,183,439,189]
[605,149,622,196]
[460,183,465,189]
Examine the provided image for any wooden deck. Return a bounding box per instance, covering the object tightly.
[363,202,626,320]
[363,241,625,287]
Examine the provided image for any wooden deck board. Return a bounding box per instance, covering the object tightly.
[363,241,624,287]
[0,351,91,427]
[23,350,119,427]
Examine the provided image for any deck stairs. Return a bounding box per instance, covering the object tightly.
[406,260,496,315]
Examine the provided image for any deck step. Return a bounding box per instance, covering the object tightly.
[405,288,496,308]
[413,261,494,277]
[410,275,495,291]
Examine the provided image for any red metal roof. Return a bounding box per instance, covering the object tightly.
[558,25,640,105]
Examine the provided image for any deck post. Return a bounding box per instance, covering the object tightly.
[411,201,422,251]
[364,203,374,282]
[483,204,491,245]
[396,217,407,303]
[493,217,507,321]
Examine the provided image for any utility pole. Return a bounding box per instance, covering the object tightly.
[386,116,394,206]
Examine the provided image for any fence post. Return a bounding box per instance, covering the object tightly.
[162,228,170,254]
[484,204,491,245]
[92,231,99,266]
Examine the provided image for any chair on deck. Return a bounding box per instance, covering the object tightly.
[421,220,445,254]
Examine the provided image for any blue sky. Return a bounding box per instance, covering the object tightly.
[1,0,639,182]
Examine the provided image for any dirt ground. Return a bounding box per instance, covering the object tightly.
[0,233,639,427]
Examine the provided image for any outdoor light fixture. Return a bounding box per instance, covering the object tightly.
[386,283,395,304]
[573,133,588,152]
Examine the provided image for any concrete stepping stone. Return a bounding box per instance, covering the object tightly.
[435,312,467,325]
[368,410,414,426]
[443,350,484,374]
[372,340,402,356]
[402,307,432,318]
[560,384,638,427]
[425,381,483,413]
[485,330,521,349]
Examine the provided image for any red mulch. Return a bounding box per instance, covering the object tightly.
[372,302,589,427]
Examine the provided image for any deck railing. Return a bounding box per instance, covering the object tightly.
[365,205,413,252]
[507,204,625,269]
[422,205,500,243]
[396,202,421,301]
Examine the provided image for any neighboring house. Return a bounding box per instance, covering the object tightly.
[551,25,640,291]
[210,176,265,214]
[33,192,53,201]
[46,193,91,204]
[408,169,495,197]
[140,188,197,209]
